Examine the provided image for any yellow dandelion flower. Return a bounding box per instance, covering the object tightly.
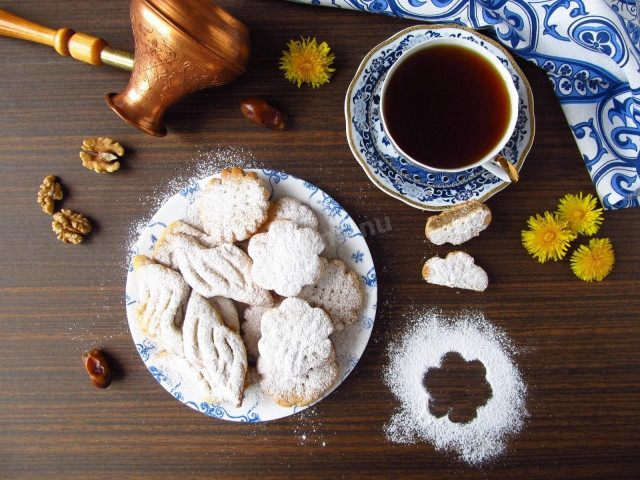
[556,192,603,236]
[279,37,335,88]
[521,211,576,262]
[570,238,615,282]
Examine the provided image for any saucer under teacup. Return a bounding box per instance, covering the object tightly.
[345,25,535,211]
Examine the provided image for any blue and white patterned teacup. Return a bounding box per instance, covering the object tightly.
[380,37,519,183]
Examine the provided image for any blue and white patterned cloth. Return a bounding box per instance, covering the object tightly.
[288,0,640,209]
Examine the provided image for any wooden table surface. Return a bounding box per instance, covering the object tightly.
[1,1,639,478]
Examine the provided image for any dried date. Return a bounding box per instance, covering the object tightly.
[240,97,286,130]
[82,348,112,388]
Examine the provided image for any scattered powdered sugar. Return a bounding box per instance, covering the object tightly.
[383,310,527,465]
[123,147,262,264]
[290,407,331,447]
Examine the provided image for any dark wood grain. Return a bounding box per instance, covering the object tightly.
[0,1,639,478]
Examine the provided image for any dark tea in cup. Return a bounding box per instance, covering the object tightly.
[380,38,518,173]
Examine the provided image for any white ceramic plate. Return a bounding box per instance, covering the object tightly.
[345,25,535,210]
[125,170,377,422]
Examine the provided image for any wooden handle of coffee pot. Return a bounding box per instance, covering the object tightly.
[0,8,133,70]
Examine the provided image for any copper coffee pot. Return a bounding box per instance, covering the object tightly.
[0,0,250,136]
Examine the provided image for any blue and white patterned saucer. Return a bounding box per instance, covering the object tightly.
[345,25,535,210]
[125,170,377,422]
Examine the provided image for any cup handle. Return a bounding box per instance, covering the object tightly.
[481,155,519,183]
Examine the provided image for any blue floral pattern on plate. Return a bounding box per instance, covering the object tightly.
[345,25,535,210]
[125,170,377,422]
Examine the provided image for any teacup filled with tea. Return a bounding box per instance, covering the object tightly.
[380,36,519,181]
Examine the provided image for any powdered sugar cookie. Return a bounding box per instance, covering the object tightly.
[211,296,240,333]
[422,251,488,292]
[299,258,364,332]
[257,298,339,407]
[248,219,325,297]
[241,304,269,361]
[263,197,319,231]
[132,255,190,355]
[161,232,273,306]
[182,292,247,407]
[126,170,378,422]
[199,166,270,243]
[425,200,492,245]
[153,220,219,270]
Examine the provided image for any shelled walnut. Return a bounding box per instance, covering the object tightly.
[52,209,92,244]
[80,137,124,173]
[37,175,63,215]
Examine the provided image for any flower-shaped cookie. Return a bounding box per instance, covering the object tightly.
[257,298,338,407]
[299,258,364,332]
[248,219,325,297]
[262,197,319,231]
[199,167,270,243]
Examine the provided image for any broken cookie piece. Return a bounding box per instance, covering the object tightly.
[422,251,488,292]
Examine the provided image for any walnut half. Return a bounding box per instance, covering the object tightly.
[80,137,124,173]
[52,209,92,244]
[37,175,63,215]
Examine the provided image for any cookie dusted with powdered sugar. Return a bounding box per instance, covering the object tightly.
[299,258,364,332]
[422,251,488,292]
[257,298,339,407]
[155,232,273,306]
[210,296,240,333]
[182,292,247,407]
[242,304,269,361]
[262,197,319,231]
[199,167,270,243]
[425,200,491,245]
[153,220,220,270]
[248,219,325,297]
[132,255,191,356]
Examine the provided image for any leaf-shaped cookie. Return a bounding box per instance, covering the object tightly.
[182,292,248,407]
[210,296,240,333]
[257,297,338,407]
[132,255,191,355]
[161,233,273,306]
[153,220,220,270]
